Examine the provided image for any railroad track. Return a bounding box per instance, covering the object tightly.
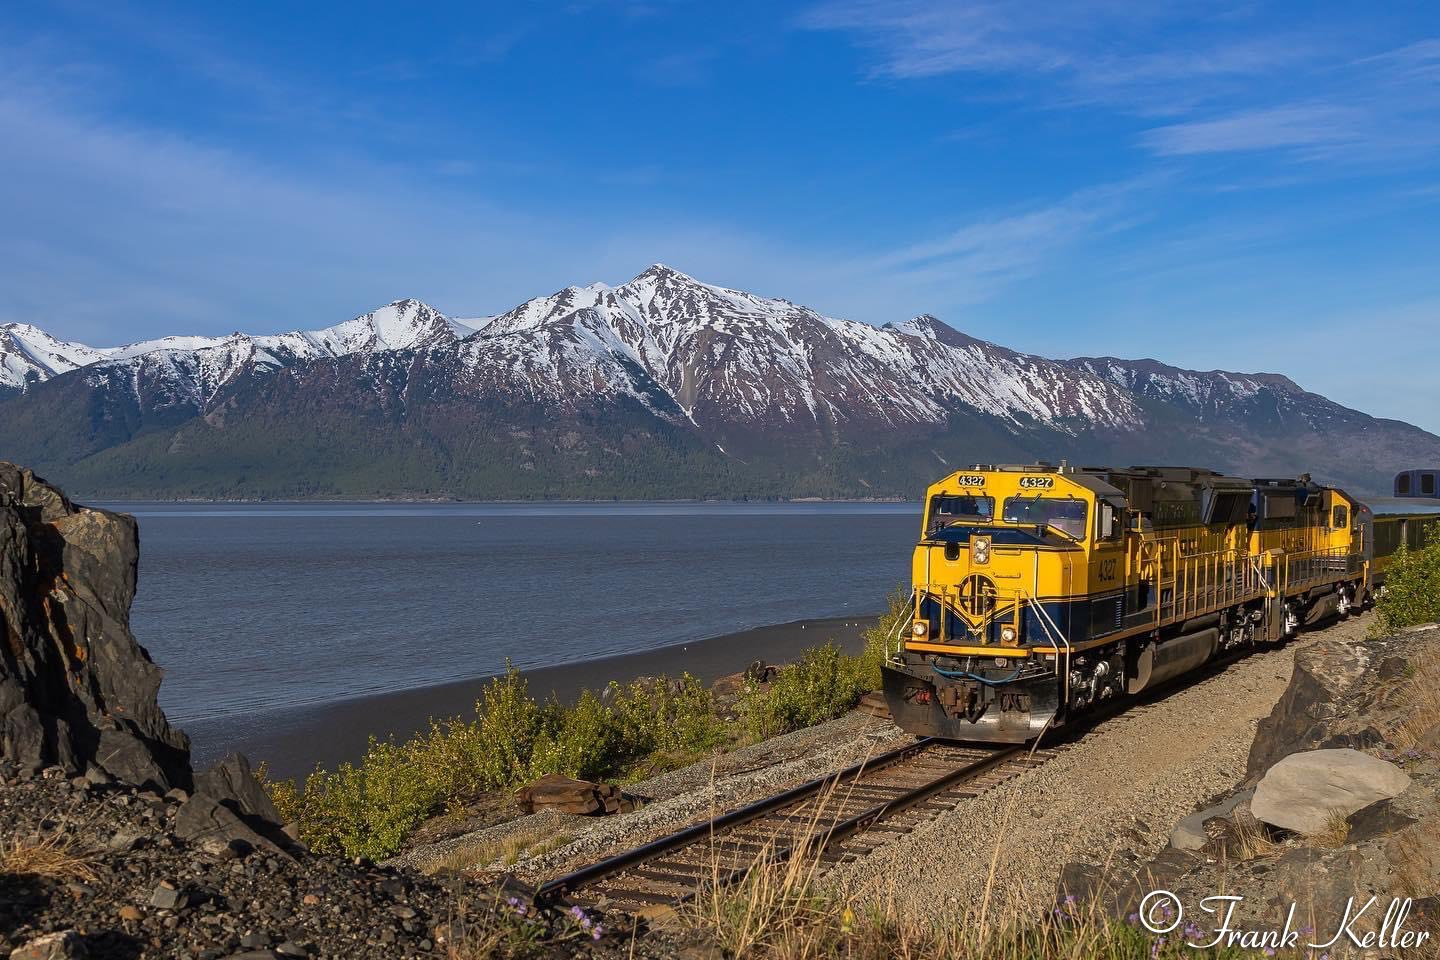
[535,738,1054,912]
[530,624,1326,914]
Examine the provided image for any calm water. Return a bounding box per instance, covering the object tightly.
[98,502,918,725]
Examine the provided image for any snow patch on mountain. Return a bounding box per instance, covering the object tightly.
[0,323,110,392]
[4,270,1337,443]
[477,265,1141,433]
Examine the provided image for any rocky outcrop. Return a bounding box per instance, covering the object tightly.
[175,754,299,859]
[1246,636,1376,778]
[1112,623,1440,939]
[0,463,190,789]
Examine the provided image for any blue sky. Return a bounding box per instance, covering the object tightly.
[2,1,1438,430]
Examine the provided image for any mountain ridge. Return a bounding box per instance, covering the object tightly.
[0,265,1433,499]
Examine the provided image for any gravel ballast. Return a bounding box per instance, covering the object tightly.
[824,616,1378,922]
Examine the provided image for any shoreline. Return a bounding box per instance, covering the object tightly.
[185,613,882,779]
[91,496,914,505]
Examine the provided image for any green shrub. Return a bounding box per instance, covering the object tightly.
[291,738,449,860]
[1376,527,1440,634]
[743,644,868,740]
[473,665,544,789]
[267,666,725,859]
[855,586,910,692]
[263,594,908,860]
[739,587,908,741]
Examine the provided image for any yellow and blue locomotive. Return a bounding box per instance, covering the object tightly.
[882,463,1439,743]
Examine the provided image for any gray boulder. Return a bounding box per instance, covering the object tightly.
[1169,789,1254,852]
[0,463,190,790]
[174,793,294,860]
[1251,748,1411,834]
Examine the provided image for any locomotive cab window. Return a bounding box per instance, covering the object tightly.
[927,494,994,533]
[1096,501,1123,542]
[1332,505,1348,529]
[1260,492,1297,521]
[1399,474,1412,495]
[1003,496,1088,540]
[1425,474,1437,496]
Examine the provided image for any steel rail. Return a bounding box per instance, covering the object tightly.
[671,743,1028,905]
[534,736,943,903]
[534,627,1297,910]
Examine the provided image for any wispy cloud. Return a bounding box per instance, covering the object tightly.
[1135,42,1440,164]
[799,0,1314,114]
[863,180,1149,306]
[806,0,1440,181]
[1140,103,1364,156]
[0,52,1138,342]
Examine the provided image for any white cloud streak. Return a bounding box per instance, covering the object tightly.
[1140,103,1365,156]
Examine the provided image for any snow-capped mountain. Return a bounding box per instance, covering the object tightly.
[469,265,1142,436]
[0,298,465,407]
[0,323,110,395]
[0,265,1434,498]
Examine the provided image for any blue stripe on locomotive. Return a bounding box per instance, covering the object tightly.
[917,591,1135,647]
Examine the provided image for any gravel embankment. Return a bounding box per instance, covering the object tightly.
[825,615,1376,922]
[410,615,1376,934]
[397,711,909,878]
[1,765,454,959]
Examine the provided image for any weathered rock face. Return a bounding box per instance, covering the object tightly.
[1104,624,1440,938]
[0,462,190,789]
[1247,637,1376,779]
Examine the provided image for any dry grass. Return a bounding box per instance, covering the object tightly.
[679,842,1258,960]
[675,734,1169,960]
[683,765,854,959]
[420,823,574,875]
[1305,809,1351,849]
[1389,643,1440,751]
[1388,817,1440,900]
[1224,809,1280,861]
[0,831,98,882]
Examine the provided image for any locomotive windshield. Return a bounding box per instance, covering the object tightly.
[927,494,994,533]
[1002,496,1088,540]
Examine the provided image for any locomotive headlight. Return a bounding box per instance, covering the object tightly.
[972,536,991,565]
[1000,625,1017,644]
[912,621,928,638]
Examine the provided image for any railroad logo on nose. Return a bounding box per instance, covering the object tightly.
[957,574,997,621]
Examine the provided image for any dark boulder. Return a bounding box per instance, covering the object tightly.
[195,752,283,824]
[0,463,191,790]
[176,753,297,857]
[1245,637,1369,780]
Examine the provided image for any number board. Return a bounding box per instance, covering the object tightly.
[1019,476,1055,489]
[955,474,986,487]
